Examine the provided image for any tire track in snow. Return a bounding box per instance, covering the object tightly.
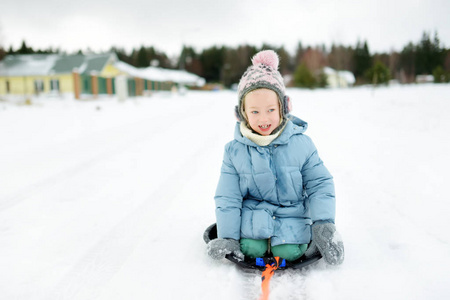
[238,267,311,300]
[0,104,210,212]
[239,269,262,300]
[46,129,223,300]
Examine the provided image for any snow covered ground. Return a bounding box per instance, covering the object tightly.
[1,84,450,300]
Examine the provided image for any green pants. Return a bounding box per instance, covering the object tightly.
[240,238,308,261]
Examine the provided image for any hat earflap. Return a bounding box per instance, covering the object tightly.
[283,95,292,115]
[234,105,242,121]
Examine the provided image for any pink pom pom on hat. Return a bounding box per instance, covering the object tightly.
[251,49,280,69]
[236,50,289,122]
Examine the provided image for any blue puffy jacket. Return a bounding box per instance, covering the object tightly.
[215,116,335,246]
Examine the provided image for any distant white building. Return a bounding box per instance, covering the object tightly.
[323,67,355,88]
[415,74,434,84]
[114,61,205,87]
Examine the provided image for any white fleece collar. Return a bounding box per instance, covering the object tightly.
[240,122,287,146]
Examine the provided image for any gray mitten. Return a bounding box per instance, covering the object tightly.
[305,223,344,265]
[207,238,244,261]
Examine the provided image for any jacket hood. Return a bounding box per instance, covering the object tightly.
[234,115,308,146]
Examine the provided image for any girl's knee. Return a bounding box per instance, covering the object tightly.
[271,244,308,261]
[240,238,268,258]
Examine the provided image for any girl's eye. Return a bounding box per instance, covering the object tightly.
[251,111,258,114]
[268,109,275,112]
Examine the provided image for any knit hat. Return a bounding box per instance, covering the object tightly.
[235,50,291,121]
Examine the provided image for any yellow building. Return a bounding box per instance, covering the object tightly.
[0,53,121,96]
[0,53,205,99]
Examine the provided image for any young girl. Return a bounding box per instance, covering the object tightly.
[207,50,344,265]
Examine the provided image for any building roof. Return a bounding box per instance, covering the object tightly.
[114,61,205,86]
[51,55,85,74]
[0,52,205,86]
[79,54,115,74]
[323,67,356,85]
[0,53,116,77]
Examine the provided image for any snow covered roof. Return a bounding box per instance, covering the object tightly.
[0,53,205,86]
[140,67,205,86]
[0,53,116,77]
[416,74,434,83]
[323,67,356,85]
[0,54,59,76]
[114,61,205,86]
[114,61,139,76]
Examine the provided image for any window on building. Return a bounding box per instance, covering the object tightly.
[34,79,44,94]
[6,81,10,93]
[50,79,60,92]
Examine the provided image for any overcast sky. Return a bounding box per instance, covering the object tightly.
[1,0,449,57]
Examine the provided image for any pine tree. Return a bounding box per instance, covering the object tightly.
[199,46,226,83]
[17,40,34,54]
[111,47,133,66]
[295,42,305,66]
[127,46,172,69]
[178,46,202,76]
[0,47,6,61]
[136,46,149,67]
[432,66,450,83]
[399,42,416,82]
[178,46,196,69]
[444,50,450,72]
[354,40,372,80]
[415,31,443,74]
[365,61,390,85]
[221,45,258,87]
[150,47,172,69]
[274,46,292,74]
[294,63,316,88]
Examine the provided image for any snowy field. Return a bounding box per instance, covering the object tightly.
[1,84,450,300]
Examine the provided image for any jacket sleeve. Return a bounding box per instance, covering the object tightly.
[214,143,243,240]
[301,136,336,224]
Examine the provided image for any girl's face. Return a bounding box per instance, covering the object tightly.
[244,88,281,136]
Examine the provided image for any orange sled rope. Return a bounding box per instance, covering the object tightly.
[259,257,282,300]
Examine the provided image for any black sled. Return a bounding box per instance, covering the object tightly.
[203,223,322,271]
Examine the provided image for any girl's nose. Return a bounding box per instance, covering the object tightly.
[260,113,269,121]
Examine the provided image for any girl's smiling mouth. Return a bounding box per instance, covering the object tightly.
[259,124,271,131]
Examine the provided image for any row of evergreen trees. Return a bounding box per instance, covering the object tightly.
[0,41,59,56]
[1,31,449,87]
[176,32,449,87]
